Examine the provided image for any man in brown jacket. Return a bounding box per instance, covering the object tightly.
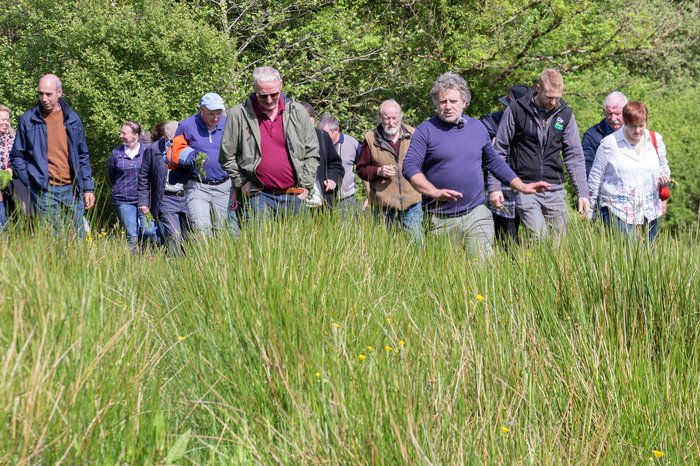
[357,100,422,241]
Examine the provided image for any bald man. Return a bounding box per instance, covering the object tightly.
[11,74,95,236]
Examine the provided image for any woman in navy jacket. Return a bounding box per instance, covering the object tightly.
[108,121,155,251]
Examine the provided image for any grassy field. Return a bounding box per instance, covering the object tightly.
[0,213,698,465]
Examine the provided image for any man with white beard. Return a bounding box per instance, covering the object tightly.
[356,99,423,241]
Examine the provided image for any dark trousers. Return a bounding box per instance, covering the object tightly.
[493,213,520,249]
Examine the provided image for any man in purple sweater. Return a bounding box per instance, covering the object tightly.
[403,72,549,257]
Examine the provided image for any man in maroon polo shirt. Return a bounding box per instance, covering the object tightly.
[219,67,319,220]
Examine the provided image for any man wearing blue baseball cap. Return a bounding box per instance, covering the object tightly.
[174,92,238,238]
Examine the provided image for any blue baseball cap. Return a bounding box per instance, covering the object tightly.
[199,92,225,111]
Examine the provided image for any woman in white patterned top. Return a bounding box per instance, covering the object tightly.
[588,101,671,243]
[0,105,15,230]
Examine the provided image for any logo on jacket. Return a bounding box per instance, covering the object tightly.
[554,117,564,131]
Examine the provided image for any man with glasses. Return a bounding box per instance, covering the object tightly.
[11,73,95,237]
[356,99,423,242]
[219,67,319,221]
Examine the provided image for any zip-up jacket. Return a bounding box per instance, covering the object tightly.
[581,118,613,177]
[489,89,587,197]
[218,93,319,191]
[315,128,344,207]
[10,100,94,194]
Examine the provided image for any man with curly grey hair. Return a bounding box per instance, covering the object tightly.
[403,72,549,258]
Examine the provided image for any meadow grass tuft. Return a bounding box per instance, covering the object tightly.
[1,213,698,464]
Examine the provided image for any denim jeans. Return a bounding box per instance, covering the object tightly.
[377,201,423,243]
[0,199,5,231]
[600,206,659,243]
[116,203,157,251]
[247,191,305,222]
[31,184,86,238]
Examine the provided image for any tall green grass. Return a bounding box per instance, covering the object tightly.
[1,214,698,464]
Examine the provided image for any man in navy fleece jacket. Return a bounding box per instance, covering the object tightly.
[403,72,549,258]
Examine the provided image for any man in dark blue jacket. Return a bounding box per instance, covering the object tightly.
[11,74,95,236]
[299,102,344,209]
[582,91,627,177]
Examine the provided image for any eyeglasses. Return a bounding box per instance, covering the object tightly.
[256,92,280,101]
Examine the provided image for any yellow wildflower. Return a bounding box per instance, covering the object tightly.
[385,317,392,323]
[500,426,509,434]
[384,345,392,352]
[398,340,405,347]
[368,346,374,352]
[178,335,185,342]
[652,450,664,459]
[332,322,341,329]
[476,294,485,302]
[315,372,321,378]
[359,354,367,361]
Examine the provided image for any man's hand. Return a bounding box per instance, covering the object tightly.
[242,181,253,197]
[230,190,239,210]
[377,165,396,178]
[431,188,462,202]
[84,192,95,210]
[489,191,504,209]
[323,179,337,192]
[362,199,369,211]
[139,205,150,215]
[578,197,590,218]
[296,188,309,201]
[519,181,550,195]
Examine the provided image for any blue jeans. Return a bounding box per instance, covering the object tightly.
[600,206,659,243]
[377,202,423,242]
[247,191,305,222]
[31,184,86,238]
[116,203,157,251]
[0,200,5,231]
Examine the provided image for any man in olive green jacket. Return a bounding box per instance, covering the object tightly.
[219,66,320,219]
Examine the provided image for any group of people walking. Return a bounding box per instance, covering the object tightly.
[0,66,671,256]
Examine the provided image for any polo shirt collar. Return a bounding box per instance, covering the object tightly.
[195,112,225,132]
[252,96,285,120]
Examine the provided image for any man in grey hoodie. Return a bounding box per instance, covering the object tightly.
[488,69,589,239]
